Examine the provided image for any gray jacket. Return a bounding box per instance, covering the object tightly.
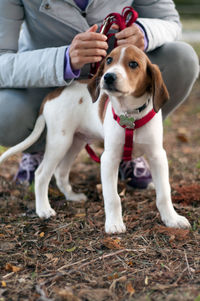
[0,0,181,88]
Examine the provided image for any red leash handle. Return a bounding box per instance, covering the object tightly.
[90,6,138,77]
[100,7,138,34]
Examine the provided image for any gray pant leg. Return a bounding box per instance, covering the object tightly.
[147,41,199,119]
[0,42,198,154]
[0,87,53,152]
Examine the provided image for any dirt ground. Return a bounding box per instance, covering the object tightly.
[0,77,200,301]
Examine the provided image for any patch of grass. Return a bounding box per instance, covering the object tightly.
[196,161,200,169]
[181,18,200,31]
[194,294,200,301]
[163,117,172,128]
[190,42,200,57]
[0,145,7,155]
[29,182,35,193]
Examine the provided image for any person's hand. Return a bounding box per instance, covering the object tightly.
[69,24,108,70]
[113,24,145,51]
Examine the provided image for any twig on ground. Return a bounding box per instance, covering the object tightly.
[36,285,54,301]
[58,248,146,272]
[184,250,194,279]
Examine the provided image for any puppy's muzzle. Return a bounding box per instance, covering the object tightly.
[103,72,117,91]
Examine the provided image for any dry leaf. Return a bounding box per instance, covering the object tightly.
[169,234,175,243]
[48,187,63,197]
[44,253,54,260]
[5,263,21,273]
[56,287,81,301]
[127,260,134,267]
[107,273,119,280]
[119,188,126,197]
[126,282,135,295]
[11,189,21,197]
[173,184,200,205]
[153,225,190,241]
[39,232,45,238]
[102,237,123,250]
[145,276,149,285]
[96,184,102,194]
[176,128,189,143]
[1,281,6,287]
[75,213,86,218]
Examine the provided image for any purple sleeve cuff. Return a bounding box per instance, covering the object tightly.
[135,22,148,51]
[64,47,81,80]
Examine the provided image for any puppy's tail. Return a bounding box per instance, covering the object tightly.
[0,115,45,164]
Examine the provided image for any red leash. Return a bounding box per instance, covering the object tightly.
[86,6,147,163]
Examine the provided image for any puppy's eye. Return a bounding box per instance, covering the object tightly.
[106,57,113,65]
[129,61,138,69]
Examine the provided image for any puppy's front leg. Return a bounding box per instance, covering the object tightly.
[147,148,190,229]
[101,148,126,234]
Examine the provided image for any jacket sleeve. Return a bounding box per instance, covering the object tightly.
[133,0,182,52]
[0,0,71,88]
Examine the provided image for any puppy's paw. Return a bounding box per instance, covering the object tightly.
[36,206,56,219]
[105,220,126,234]
[66,192,87,202]
[163,214,191,229]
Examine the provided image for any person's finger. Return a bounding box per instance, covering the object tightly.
[72,47,107,58]
[84,24,107,41]
[111,24,119,30]
[73,40,108,50]
[70,55,103,69]
[115,25,137,40]
[86,24,98,33]
[117,36,144,49]
[78,31,107,42]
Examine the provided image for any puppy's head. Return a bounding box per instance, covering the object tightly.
[88,45,169,112]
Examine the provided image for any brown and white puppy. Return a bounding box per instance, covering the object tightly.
[0,45,190,233]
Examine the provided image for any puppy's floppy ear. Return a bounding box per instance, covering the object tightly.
[147,60,169,112]
[87,59,105,103]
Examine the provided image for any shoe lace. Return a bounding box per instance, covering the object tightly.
[120,157,149,179]
[133,157,149,177]
[18,153,43,181]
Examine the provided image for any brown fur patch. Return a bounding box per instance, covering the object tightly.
[39,87,65,115]
[146,61,169,112]
[79,97,84,104]
[98,93,109,123]
[87,58,106,103]
[122,46,151,97]
[121,46,169,111]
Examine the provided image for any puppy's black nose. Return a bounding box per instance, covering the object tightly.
[104,73,117,85]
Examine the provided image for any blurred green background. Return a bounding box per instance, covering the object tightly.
[174,0,200,17]
[174,0,200,56]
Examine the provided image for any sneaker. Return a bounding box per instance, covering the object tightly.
[14,152,43,184]
[119,157,154,189]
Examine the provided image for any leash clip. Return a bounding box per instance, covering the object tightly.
[100,16,115,34]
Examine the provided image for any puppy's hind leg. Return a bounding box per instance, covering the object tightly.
[35,133,74,219]
[54,137,87,202]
